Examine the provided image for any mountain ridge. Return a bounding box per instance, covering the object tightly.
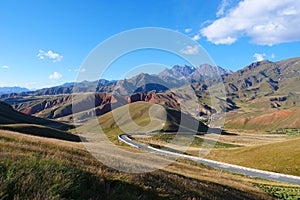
[0,64,231,97]
[158,64,233,81]
[0,86,30,94]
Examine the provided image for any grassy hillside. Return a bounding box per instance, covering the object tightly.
[0,101,78,141]
[0,130,277,199]
[78,102,209,141]
[0,101,72,130]
[207,136,300,176]
[0,124,80,142]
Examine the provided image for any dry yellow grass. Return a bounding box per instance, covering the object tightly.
[206,135,300,176]
[197,132,288,147]
[0,130,287,199]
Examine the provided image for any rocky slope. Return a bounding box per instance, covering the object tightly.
[158,64,232,82]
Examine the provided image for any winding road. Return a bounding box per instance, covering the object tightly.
[118,134,300,185]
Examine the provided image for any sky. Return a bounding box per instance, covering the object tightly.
[0,0,300,89]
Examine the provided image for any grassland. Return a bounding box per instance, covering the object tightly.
[134,133,240,149]
[0,130,280,200]
[198,132,287,147]
[78,101,300,178]
[1,100,300,199]
[207,135,300,176]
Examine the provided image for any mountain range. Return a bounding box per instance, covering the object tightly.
[2,57,300,131]
[0,64,232,97]
[0,86,30,94]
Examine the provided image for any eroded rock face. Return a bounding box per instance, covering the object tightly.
[15,89,231,122]
[127,92,180,109]
[21,100,47,115]
[16,92,182,120]
[128,93,147,103]
[16,93,120,118]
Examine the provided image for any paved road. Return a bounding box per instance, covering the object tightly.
[118,134,300,185]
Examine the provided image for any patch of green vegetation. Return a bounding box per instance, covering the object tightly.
[287,132,300,136]
[152,134,240,148]
[285,129,300,136]
[254,184,300,200]
[266,128,300,136]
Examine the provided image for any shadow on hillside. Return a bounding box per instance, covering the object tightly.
[0,124,81,142]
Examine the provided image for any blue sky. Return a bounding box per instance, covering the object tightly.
[0,0,300,89]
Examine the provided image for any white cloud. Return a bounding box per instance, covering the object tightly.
[37,49,63,62]
[216,0,230,17]
[49,72,62,80]
[184,28,192,33]
[253,53,266,62]
[180,45,199,55]
[1,65,9,69]
[201,0,300,45]
[192,34,201,41]
[253,53,276,62]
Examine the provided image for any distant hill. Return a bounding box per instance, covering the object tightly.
[223,57,300,99]
[0,80,117,97]
[226,108,300,130]
[113,73,180,95]
[78,101,208,134]
[0,86,30,94]
[9,92,181,121]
